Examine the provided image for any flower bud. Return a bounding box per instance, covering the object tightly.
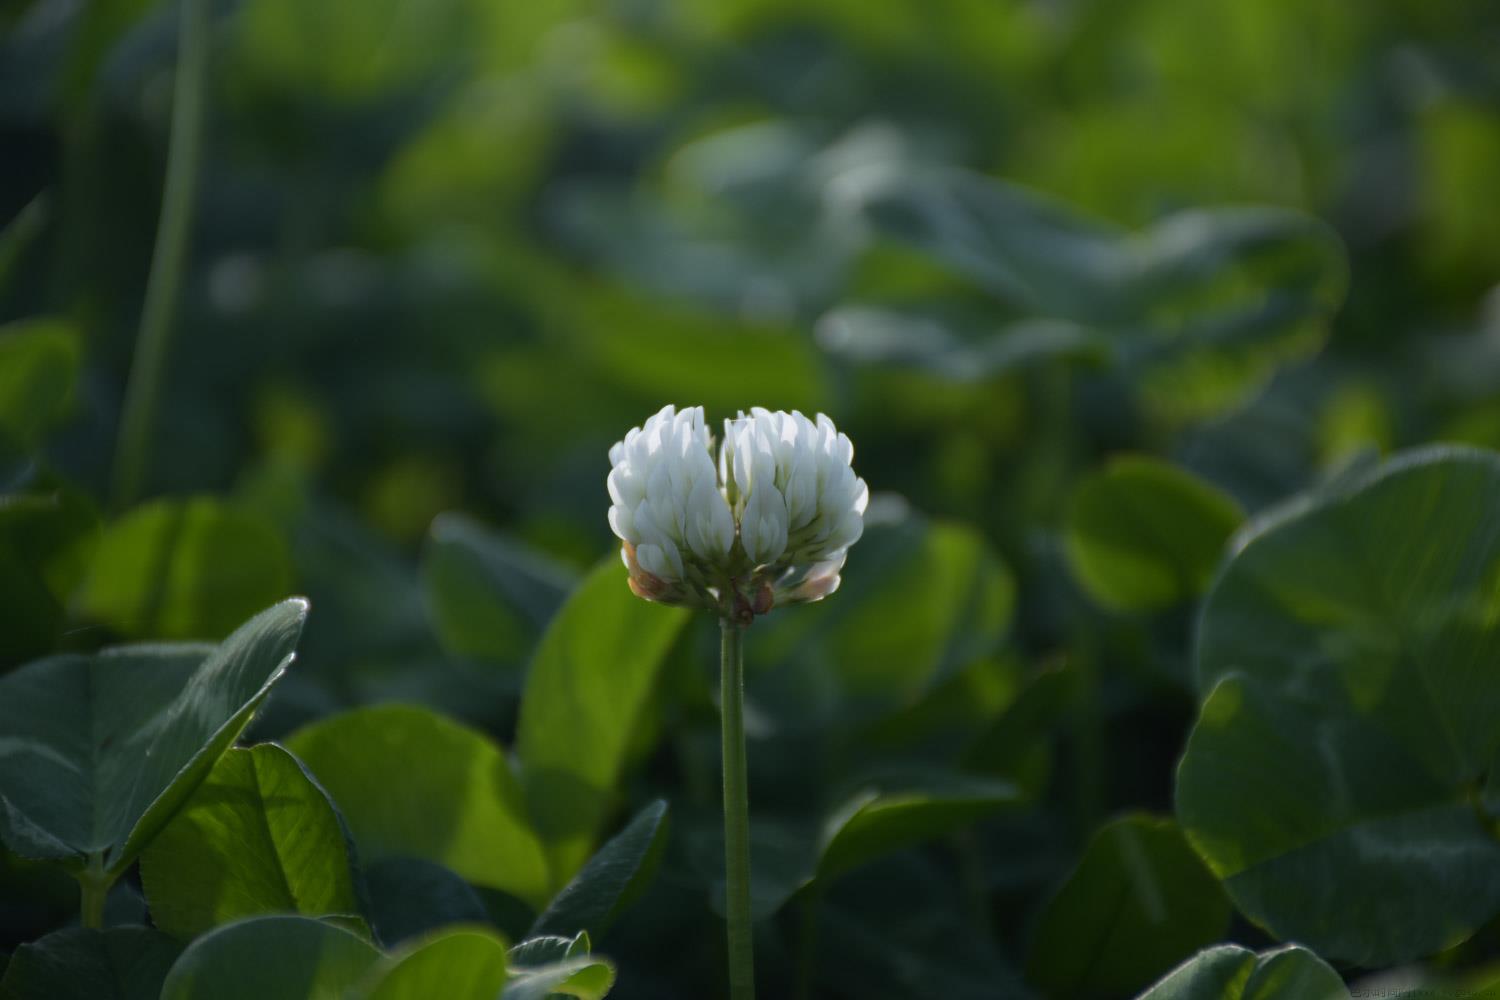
[751,581,775,616]
[771,553,846,606]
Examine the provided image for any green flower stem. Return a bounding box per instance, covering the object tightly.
[720,617,755,1000]
[112,0,209,509]
[78,855,112,930]
[795,883,822,1000]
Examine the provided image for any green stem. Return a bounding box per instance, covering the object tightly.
[1071,647,1105,832]
[720,618,755,1000]
[794,884,821,1000]
[955,829,994,940]
[78,856,111,929]
[112,0,209,510]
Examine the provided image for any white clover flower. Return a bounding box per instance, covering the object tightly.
[723,409,868,566]
[609,404,868,621]
[608,405,735,605]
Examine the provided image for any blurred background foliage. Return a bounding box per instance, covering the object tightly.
[2,0,1500,996]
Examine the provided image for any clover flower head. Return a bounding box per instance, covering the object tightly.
[607,404,735,607]
[608,404,868,622]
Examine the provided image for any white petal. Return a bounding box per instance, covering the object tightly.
[661,540,684,578]
[740,482,788,564]
[607,466,640,507]
[827,509,863,551]
[608,504,635,543]
[686,474,734,560]
[635,543,676,581]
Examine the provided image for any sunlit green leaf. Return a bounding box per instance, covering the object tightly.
[517,559,689,884]
[1064,456,1243,612]
[76,497,293,641]
[501,957,615,1000]
[140,744,360,939]
[287,703,551,908]
[357,926,509,1000]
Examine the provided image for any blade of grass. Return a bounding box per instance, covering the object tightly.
[112,0,209,509]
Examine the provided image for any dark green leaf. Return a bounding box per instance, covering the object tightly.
[421,513,577,665]
[76,497,293,641]
[1178,446,1500,964]
[287,703,550,907]
[0,846,77,935]
[0,927,180,1000]
[863,169,1346,328]
[516,559,689,883]
[0,478,100,668]
[1064,456,1243,612]
[1026,814,1231,998]
[531,800,669,938]
[0,319,79,448]
[159,915,380,1000]
[0,194,48,291]
[140,744,360,938]
[961,662,1074,797]
[362,858,488,950]
[1137,944,1348,1000]
[717,771,1019,920]
[0,600,307,875]
[860,168,1133,320]
[752,513,1014,720]
[856,169,1347,421]
[818,306,1110,381]
[817,772,1019,881]
[816,873,1029,1000]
